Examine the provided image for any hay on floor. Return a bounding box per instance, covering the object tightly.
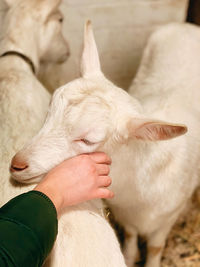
[162,187,200,267]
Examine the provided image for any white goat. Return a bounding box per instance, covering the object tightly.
[0,0,69,201]
[0,0,70,201]
[11,21,200,267]
[2,2,126,266]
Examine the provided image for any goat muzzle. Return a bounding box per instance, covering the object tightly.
[10,155,28,172]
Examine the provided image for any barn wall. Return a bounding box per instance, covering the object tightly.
[0,0,189,92]
[39,0,189,92]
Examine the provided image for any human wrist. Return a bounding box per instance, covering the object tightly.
[34,182,64,214]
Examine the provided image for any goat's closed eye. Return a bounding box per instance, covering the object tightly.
[75,139,95,146]
[80,139,95,145]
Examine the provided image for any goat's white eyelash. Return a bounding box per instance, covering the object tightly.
[75,139,95,146]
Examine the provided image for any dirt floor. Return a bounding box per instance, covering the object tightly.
[161,187,200,267]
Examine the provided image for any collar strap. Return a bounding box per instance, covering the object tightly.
[0,51,35,74]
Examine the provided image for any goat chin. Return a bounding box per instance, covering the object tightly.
[11,173,44,184]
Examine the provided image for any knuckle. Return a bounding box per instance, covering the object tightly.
[107,177,112,185]
[103,190,111,198]
[109,191,114,198]
[106,155,112,163]
[79,155,96,173]
[89,163,97,174]
[103,153,111,164]
[98,189,110,199]
[80,154,91,165]
[79,154,89,161]
[97,152,110,162]
[105,165,110,174]
[102,153,109,161]
[103,177,111,186]
[97,192,105,199]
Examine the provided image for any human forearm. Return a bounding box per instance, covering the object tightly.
[0,191,57,267]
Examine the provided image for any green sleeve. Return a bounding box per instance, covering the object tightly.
[0,190,58,267]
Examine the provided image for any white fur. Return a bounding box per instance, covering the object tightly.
[12,21,200,267]
[0,0,69,199]
[2,5,125,267]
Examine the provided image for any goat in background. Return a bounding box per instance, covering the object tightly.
[0,0,69,202]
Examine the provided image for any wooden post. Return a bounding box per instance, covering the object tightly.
[187,0,200,24]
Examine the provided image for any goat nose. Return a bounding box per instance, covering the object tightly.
[10,157,28,172]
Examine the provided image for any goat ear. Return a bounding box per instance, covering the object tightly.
[127,118,187,141]
[80,20,102,78]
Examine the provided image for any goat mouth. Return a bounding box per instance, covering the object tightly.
[11,173,44,184]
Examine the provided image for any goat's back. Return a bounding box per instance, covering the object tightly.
[0,61,50,204]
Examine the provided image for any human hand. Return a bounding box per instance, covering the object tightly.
[34,152,114,214]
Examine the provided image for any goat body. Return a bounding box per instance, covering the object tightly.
[110,23,200,266]
[11,21,200,267]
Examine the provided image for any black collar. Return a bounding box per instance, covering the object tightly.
[0,51,35,74]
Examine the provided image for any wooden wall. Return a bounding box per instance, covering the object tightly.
[39,0,189,92]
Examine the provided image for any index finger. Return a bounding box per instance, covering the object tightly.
[87,152,112,165]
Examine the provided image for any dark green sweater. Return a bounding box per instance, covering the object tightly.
[0,191,58,267]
